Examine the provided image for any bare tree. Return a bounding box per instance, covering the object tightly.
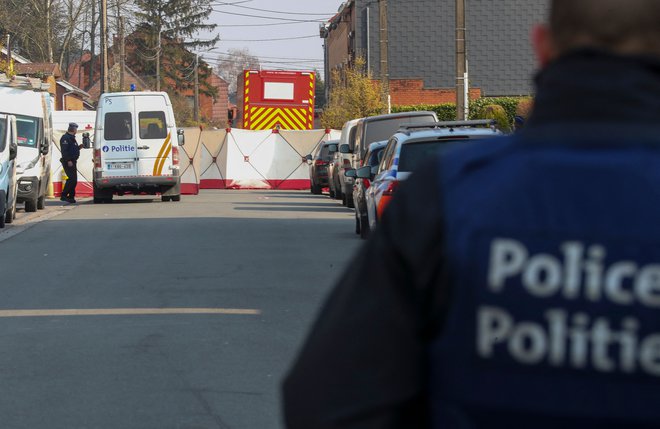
[216,47,261,101]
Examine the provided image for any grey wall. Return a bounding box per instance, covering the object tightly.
[354,0,548,96]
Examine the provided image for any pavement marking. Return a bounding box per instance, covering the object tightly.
[0,308,262,318]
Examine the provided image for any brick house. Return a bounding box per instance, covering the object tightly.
[68,46,231,126]
[321,0,546,106]
[14,62,90,110]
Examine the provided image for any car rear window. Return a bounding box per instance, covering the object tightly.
[365,115,435,145]
[367,147,386,167]
[319,145,335,161]
[398,138,483,172]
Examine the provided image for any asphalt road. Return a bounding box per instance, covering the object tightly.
[0,190,361,429]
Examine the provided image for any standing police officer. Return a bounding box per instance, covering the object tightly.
[60,122,82,203]
[283,0,660,427]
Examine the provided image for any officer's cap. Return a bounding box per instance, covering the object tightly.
[69,123,79,129]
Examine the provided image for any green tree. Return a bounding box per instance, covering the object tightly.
[131,0,218,93]
[321,57,384,129]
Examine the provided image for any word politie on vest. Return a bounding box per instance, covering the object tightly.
[478,239,660,376]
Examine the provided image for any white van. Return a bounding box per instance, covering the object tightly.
[92,91,184,203]
[0,113,18,228]
[0,84,53,212]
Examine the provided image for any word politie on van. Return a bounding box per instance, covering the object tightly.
[478,238,660,377]
[103,145,135,153]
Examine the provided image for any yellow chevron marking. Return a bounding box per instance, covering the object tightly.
[252,108,278,130]
[152,133,172,176]
[285,111,305,129]
[156,143,172,176]
[291,108,307,126]
[250,107,273,129]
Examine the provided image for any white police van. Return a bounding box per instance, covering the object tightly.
[0,113,18,228]
[0,78,53,212]
[92,91,185,203]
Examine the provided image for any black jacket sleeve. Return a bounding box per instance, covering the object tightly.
[283,161,451,429]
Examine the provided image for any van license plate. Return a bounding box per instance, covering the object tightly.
[108,162,133,170]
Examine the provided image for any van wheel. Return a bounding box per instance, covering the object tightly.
[25,198,37,213]
[310,183,322,195]
[161,196,172,202]
[37,195,45,210]
[170,195,181,202]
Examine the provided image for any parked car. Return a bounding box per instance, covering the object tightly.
[346,140,388,239]
[329,119,361,204]
[347,111,438,208]
[365,120,502,231]
[0,113,19,228]
[306,139,339,195]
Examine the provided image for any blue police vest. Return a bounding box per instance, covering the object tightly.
[430,135,660,428]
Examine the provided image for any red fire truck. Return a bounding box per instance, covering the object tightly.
[237,70,315,130]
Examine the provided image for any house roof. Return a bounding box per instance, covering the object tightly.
[15,62,62,78]
[0,48,30,64]
[57,80,90,98]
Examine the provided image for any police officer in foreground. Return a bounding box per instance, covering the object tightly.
[283,0,660,427]
[60,122,82,203]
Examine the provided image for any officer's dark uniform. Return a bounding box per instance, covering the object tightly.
[283,50,660,428]
[60,124,80,202]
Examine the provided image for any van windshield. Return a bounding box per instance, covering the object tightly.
[365,114,435,146]
[16,116,39,148]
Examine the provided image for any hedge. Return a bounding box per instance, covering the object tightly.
[392,97,533,126]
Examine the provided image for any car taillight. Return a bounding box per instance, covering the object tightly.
[315,160,328,166]
[363,179,371,189]
[383,180,399,196]
[172,147,179,166]
[94,149,102,169]
[343,159,351,167]
[377,181,399,219]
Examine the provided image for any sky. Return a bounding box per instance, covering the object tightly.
[199,0,344,79]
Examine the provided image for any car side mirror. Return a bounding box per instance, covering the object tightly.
[356,166,371,179]
[339,144,351,154]
[9,141,17,161]
[328,144,338,153]
[345,169,357,178]
[177,128,185,146]
[82,132,91,149]
[305,154,313,162]
[41,137,50,154]
[370,166,379,178]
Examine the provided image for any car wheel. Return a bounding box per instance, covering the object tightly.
[0,198,5,229]
[355,211,361,235]
[360,214,370,240]
[341,192,347,206]
[329,186,335,199]
[37,194,45,210]
[161,196,172,202]
[5,198,15,224]
[311,183,322,195]
[347,195,355,209]
[171,195,181,202]
[25,198,37,213]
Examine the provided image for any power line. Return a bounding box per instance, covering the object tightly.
[212,9,327,23]
[211,1,335,16]
[219,35,318,42]
[209,49,322,62]
[218,21,313,27]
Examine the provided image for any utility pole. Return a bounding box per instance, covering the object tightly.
[119,16,125,91]
[193,53,199,122]
[456,0,467,120]
[156,25,161,91]
[379,0,389,113]
[100,0,109,94]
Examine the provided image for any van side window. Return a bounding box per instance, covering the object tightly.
[139,111,167,140]
[105,112,133,140]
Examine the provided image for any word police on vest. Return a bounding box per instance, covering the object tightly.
[103,145,135,153]
[478,238,660,376]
